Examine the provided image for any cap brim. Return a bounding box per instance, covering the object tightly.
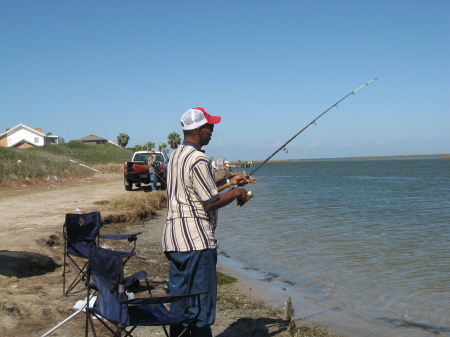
[207,115,221,124]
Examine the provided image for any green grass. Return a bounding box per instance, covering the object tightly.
[0,142,134,185]
[217,271,238,286]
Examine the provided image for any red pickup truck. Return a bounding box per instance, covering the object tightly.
[123,151,168,191]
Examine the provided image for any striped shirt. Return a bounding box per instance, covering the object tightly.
[162,141,219,252]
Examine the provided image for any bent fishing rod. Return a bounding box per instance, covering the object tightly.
[248,78,378,177]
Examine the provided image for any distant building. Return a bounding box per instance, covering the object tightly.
[77,135,108,145]
[0,124,62,149]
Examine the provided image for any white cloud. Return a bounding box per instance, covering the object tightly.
[307,142,319,148]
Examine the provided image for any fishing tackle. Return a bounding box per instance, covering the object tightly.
[248,78,378,177]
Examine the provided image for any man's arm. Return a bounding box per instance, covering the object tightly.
[202,188,250,211]
[216,174,256,192]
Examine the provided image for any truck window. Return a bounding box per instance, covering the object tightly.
[134,155,145,161]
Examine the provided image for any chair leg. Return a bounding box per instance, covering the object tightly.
[64,256,88,296]
[121,326,137,337]
[144,276,152,296]
[169,324,191,337]
[63,253,67,294]
[86,311,98,337]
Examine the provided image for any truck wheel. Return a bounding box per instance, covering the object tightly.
[124,178,133,191]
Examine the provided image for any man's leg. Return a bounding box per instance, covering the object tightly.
[149,170,157,191]
[165,249,217,337]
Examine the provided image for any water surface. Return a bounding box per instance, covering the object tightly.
[217,157,450,336]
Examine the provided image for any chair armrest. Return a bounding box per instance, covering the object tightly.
[96,247,135,259]
[99,232,142,242]
[124,270,147,288]
[123,291,209,305]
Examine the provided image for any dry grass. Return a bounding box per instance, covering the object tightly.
[103,190,167,223]
[0,143,131,189]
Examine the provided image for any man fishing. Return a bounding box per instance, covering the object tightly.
[162,107,256,337]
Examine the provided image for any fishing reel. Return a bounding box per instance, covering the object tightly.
[246,190,254,201]
[228,171,254,204]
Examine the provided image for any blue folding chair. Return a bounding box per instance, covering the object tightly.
[63,212,146,296]
[85,247,206,337]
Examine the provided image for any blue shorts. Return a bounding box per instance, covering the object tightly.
[165,249,217,328]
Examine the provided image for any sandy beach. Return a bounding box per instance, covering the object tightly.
[0,173,344,336]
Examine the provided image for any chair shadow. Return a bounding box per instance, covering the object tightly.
[0,250,58,278]
[216,317,288,337]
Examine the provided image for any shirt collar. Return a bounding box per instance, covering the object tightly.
[182,140,205,153]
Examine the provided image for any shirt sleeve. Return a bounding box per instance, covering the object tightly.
[191,157,219,205]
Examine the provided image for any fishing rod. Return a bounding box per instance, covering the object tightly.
[248,78,378,177]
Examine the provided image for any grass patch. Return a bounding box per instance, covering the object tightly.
[0,142,133,188]
[105,191,167,223]
[217,271,237,286]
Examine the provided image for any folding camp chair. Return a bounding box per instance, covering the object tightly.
[63,212,146,296]
[86,247,206,337]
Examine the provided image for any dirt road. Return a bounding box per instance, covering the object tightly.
[1,174,127,254]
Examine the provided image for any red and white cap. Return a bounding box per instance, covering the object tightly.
[180,107,221,130]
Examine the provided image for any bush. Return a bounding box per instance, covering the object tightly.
[0,143,133,185]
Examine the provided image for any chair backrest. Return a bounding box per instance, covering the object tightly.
[64,212,102,258]
[89,248,130,325]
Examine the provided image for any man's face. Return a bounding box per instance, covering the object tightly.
[198,124,214,146]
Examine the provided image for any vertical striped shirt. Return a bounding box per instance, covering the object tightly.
[162,141,219,252]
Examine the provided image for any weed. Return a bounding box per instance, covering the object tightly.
[217,271,237,286]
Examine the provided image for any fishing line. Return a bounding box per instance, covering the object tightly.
[248,78,378,177]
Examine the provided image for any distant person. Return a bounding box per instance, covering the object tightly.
[162,107,256,337]
[148,152,157,191]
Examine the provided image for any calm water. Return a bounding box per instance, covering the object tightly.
[217,157,450,336]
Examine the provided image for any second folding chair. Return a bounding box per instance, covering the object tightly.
[86,247,207,337]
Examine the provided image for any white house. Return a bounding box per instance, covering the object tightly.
[0,124,62,149]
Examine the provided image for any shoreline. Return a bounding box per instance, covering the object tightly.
[141,212,427,337]
[140,212,363,336]
[137,211,351,336]
[216,244,447,337]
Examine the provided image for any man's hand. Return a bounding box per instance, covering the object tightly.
[230,174,256,187]
[236,188,250,207]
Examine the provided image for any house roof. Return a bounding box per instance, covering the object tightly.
[9,139,36,148]
[78,135,107,141]
[0,124,45,137]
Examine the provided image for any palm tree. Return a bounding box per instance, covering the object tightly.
[158,143,168,155]
[167,132,181,150]
[117,133,130,148]
[143,141,155,151]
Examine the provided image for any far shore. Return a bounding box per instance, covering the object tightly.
[250,153,450,163]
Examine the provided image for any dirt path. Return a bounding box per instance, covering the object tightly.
[1,174,127,254]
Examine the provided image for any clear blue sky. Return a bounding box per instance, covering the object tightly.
[1,0,449,161]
